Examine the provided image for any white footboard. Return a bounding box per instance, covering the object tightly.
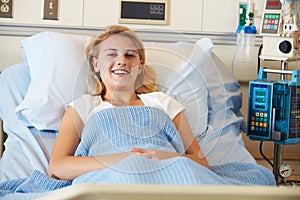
[38,184,300,200]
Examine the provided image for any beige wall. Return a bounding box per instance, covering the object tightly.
[0,36,24,71]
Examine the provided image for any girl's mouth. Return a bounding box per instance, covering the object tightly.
[112,69,129,74]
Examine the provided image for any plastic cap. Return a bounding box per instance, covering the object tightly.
[236,25,257,34]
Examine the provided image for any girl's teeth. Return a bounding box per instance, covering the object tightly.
[113,70,128,74]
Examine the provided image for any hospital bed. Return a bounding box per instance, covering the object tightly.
[0,31,299,199]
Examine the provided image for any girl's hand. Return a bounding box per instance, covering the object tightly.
[131,147,180,160]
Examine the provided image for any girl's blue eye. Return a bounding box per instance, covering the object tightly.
[126,53,137,58]
[107,53,117,57]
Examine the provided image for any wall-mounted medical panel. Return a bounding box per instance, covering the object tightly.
[118,0,170,25]
[83,0,202,32]
[0,0,83,26]
[202,0,264,33]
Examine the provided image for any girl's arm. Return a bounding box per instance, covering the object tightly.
[172,111,210,169]
[49,106,132,181]
[132,111,210,169]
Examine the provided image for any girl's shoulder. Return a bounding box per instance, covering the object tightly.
[139,91,179,106]
[140,91,171,98]
[72,94,103,107]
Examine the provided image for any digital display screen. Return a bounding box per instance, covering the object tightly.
[256,91,266,96]
[119,0,169,25]
[255,98,266,103]
[255,105,266,110]
[252,85,270,111]
[265,0,282,10]
[121,1,165,20]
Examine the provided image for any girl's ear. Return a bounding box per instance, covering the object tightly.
[92,57,100,72]
[140,60,144,66]
[138,60,144,74]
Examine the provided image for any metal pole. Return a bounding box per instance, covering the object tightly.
[280,60,287,79]
[272,60,288,185]
[273,144,283,184]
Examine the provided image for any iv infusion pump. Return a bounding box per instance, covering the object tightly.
[247,68,300,144]
[247,0,300,144]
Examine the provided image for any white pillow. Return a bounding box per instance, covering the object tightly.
[145,39,213,137]
[16,32,91,131]
[15,31,213,135]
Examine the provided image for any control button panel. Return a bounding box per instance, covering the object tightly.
[261,13,281,35]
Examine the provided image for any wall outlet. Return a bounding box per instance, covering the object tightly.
[0,0,13,18]
[43,0,59,20]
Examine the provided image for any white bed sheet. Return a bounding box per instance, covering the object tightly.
[0,40,256,183]
[0,63,56,181]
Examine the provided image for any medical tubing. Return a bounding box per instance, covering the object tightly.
[246,0,254,26]
[257,44,263,74]
[259,141,274,169]
[231,33,244,73]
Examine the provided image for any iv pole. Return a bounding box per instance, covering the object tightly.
[273,144,283,184]
[272,60,287,185]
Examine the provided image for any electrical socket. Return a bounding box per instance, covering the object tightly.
[0,0,13,18]
[43,0,59,20]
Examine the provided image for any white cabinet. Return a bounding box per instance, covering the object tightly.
[202,0,264,33]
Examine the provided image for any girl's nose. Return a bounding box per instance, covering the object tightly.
[116,55,126,66]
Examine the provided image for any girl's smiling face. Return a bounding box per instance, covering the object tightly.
[93,34,143,92]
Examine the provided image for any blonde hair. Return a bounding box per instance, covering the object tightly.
[86,25,157,96]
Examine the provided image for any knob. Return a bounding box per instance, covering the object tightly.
[279,40,292,54]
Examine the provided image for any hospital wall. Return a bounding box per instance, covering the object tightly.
[0,0,265,79]
[0,0,299,179]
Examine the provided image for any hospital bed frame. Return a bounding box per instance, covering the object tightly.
[38,183,300,200]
